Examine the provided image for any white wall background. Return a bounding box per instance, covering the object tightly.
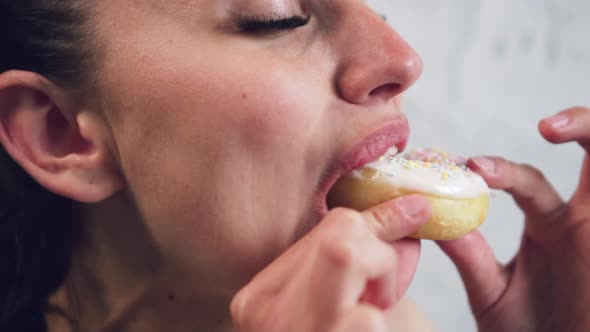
[367,1,590,331]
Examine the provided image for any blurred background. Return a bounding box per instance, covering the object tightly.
[367,0,590,330]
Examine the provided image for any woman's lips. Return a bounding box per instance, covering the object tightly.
[314,116,410,217]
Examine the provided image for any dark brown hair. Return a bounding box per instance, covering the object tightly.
[0,1,93,330]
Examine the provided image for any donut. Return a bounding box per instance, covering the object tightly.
[327,148,490,240]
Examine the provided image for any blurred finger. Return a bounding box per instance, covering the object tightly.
[360,195,430,303]
[306,210,397,315]
[437,231,508,317]
[539,106,590,195]
[362,194,431,242]
[237,207,369,303]
[468,156,565,226]
[576,155,590,194]
[238,199,410,300]
[390,238,421,301]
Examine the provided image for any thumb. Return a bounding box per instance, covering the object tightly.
[362,194,431,242]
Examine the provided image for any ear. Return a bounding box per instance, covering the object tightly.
[0,70,124,203]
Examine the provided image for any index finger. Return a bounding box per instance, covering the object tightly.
[468,156,566,241]
[361,194,431,242]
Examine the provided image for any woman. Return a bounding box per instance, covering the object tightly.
[1,1,589,331]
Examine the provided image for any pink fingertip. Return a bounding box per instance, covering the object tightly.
[470,157,496,175]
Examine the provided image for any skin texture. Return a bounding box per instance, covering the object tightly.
[231,196,432,332]
[2,0,587,330]
[440,106,590,332]
[0,1,430,331]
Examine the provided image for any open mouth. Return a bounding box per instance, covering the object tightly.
[314,120,409,218]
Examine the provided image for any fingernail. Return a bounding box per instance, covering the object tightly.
[472,157,496,174]
[542,114,570,129]
[398,196,427,219]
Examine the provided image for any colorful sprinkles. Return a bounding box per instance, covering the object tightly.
[384,148,473,182]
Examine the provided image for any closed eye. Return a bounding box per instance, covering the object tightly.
[236,15,311,35]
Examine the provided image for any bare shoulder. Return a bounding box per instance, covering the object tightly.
[387,297,437,332]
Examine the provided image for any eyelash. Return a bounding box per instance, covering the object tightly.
[236,15,311,34]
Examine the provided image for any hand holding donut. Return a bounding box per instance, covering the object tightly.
[439,106,590,332]
[230,196,430,332]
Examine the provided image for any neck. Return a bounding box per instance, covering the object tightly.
[46,192,236,332]
[98,283,236,332]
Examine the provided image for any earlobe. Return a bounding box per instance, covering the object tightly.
[0,70,124,203]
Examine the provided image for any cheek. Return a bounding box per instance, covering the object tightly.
[216,67,320,149]
[101,42,327,276]
[159,62,315,152]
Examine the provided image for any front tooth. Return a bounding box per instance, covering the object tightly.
[385,146,398,157]
[374,147,398,163]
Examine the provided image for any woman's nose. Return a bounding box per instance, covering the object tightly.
[334,7,423,105]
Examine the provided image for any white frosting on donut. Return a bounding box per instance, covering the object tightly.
[350,147,490,198]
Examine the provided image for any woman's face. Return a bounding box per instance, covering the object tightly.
[92,0,422,293]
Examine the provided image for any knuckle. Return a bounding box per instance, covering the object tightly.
[320,208,372,271]
[320,237,358,271]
